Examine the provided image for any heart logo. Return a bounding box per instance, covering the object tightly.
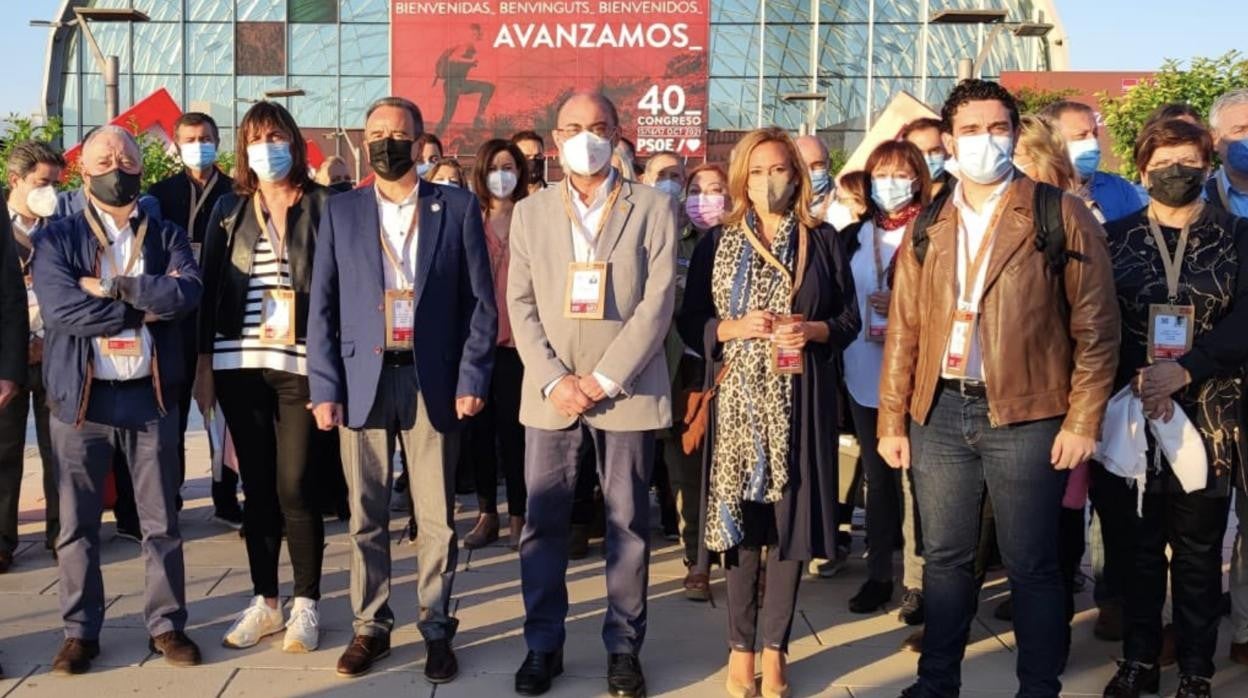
[685,138,702,153]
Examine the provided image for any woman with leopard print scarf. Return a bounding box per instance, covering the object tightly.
[678,127,861,698]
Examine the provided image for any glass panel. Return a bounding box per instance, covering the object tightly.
[874,0,924,23]
[64,125,82,148]
[764,0,810,23]
[925,24,977,78]
[763,24,813,79]
[820,77,868,131]
[339,76,388,131]
[187,23,234,74]
[342,0,388,22]
[821,22,868,78]
[340,24,388,76]
[218,127,235,153]
[235,76,287,123]
[63,72,81,132]
[236,22,286,76]
[189,0,232,22]
[289,24,339,76]
[709,24,758,78]
[82,24,131,74]
[871,22,920,77]
[237,0,284,21]
[88,0,129,8]
[82,73,132,124]
[135,75,184,108]
[824,0,870,22]
[711,0,757,23]
[133,0,183,21]
[187,74,235,128]
[289,0,337,23]
[708,77,760,130]
[134,22,183,74]
[290,76,337,128]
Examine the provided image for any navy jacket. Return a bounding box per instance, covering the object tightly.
[307,182,496,433]
[32,208,202,425]
[55,188,163,222]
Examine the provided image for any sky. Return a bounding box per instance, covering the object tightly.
[0,1,1246,123]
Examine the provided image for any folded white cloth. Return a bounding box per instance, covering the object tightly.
[1095,386,1207,515]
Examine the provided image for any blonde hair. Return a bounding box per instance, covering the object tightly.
[723,126,821,230]
[1018,115,1078,194]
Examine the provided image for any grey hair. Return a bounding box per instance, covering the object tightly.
[366,97,425,134]
[1210,89,1248,131]
[83,124,139,153]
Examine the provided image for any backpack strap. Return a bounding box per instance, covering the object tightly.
[1204,176,1226,212]
[911,188,950,265]
[1032,182,1070,273]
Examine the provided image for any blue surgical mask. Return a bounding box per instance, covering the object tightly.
[654,179,684,199]
[1226,138,1248,174]
[809,167,832,195]
[925,153,947,180]
[247,142,293,182]
[871,177,916,214]
[1068,137,1101,181]
[180,142,217,170]
[417,161,434,178]
[955,133,1015,185]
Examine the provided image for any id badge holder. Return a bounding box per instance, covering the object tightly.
[385,289,416,350]
[259,288,296,346]
[103,329,142,357]
[771,314,805,374]
[1148,303,1195,362]
[190,242,203,263]
[866,310,888,343]
[564,261,608,320]
[944,308,977,378]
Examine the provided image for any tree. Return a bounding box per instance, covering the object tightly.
[1011,86,1079,116]
[1099,51,1248,180]
[828,147,849,179]
[0,114,63,185]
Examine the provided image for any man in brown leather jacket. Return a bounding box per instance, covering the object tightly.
[877,80,1120,698]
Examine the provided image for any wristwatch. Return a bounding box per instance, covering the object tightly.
[100,276,119,299]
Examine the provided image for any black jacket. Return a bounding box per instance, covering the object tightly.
[147,168,234,246]
[198,183,332,354]
[0,211,29,383]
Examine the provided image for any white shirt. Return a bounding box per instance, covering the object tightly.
[940,176,1012,383]
[91,204,154,381]
[844,220,904,408]
[377,182,421,290]
[542,171,622,399]
[9,209,43,338]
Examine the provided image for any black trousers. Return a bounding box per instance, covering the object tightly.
[1092,463,1229,679]
[215,368,324,600]
[467,346,526,516]
[0,363,58,552]
[723,502,804,652]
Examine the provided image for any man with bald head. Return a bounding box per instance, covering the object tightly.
[33,125,203,675]
[507,91,677,697]
[796,134,835,220]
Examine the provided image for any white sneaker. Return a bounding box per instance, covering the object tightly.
[222,595,285,649]
[283,597,320,653]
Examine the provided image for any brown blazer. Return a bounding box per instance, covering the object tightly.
[877,175,1121,439]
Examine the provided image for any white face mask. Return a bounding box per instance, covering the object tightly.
[26,184,58,219]
[487,169,518,199]
[433,179,459,188]
[954,133,1015,185]
[559,130,614,176]
[654,179,683,199]
[825,200,857,232]
[871,177,916,214]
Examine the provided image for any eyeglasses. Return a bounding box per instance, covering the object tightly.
[555,124,615,139]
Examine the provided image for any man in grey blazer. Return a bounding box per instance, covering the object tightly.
[507,92,677,698]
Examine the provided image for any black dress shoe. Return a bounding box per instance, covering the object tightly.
[608,653,646,697]
[1103,660,1159,698]
[1176,674,1212,698]
[424,639,458,684]
[848,579,893,614]
[52,638,100,675]
[515,649,563,695]
[898,589,924,625]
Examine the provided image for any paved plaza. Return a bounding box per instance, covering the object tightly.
[1,425,1247,697]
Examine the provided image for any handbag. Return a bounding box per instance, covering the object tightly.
[675,362,731,456]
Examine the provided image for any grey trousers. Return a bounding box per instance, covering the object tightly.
[338,365,460,641]
[850,398,923,589]
[50,380,187,640]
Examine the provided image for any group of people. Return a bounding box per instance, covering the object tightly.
[1,78,1248,698]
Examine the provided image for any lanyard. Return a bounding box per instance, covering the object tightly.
[253,194,293,289]
[561,176,622,262]
[953,187,1012,307]
[1147,202,1203,301]
[84,202,148,277]
[379,201,419,290]
[871,222,887,291]
[741,213,808,307]
[187,170,217,236]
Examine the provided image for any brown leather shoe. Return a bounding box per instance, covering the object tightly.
[424,638,459,683]
[1231,640,1248,666]
[52,638,100,675]
[464,513,500,550]
[149,630,202,667]
[1159,624,1177,667]
[337,634,391,677]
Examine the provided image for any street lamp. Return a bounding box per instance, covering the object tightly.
[781,93,826,137]
[235,88,307,105]
[31,8,150,121]
[930,8,1052,81]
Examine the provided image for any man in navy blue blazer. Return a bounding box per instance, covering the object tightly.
[32,126,203,675]
[307,97,496,682]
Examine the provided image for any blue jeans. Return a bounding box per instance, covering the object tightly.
[910,387,1067,698]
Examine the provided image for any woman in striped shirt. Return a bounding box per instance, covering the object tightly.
[195,102,332,654]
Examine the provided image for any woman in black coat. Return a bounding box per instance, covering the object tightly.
[678,127,860,698]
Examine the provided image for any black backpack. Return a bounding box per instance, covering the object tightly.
[910,181,1073,273]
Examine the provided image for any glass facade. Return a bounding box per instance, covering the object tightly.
[45,0,1062,151]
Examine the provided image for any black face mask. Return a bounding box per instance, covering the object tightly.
[525,157,545,184]
[1147,164,1206,207]
[368,138,416,181]
[329,181,355,193]
[89,168,142,207]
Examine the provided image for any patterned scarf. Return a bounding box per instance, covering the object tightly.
[705,213,798,552]
[874,201,923,231]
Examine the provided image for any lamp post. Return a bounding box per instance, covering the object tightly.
[31,8,150,121]
[929,8,1051,81]
[781,93,826,137]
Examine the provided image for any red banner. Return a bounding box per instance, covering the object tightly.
[391,1,708,157]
